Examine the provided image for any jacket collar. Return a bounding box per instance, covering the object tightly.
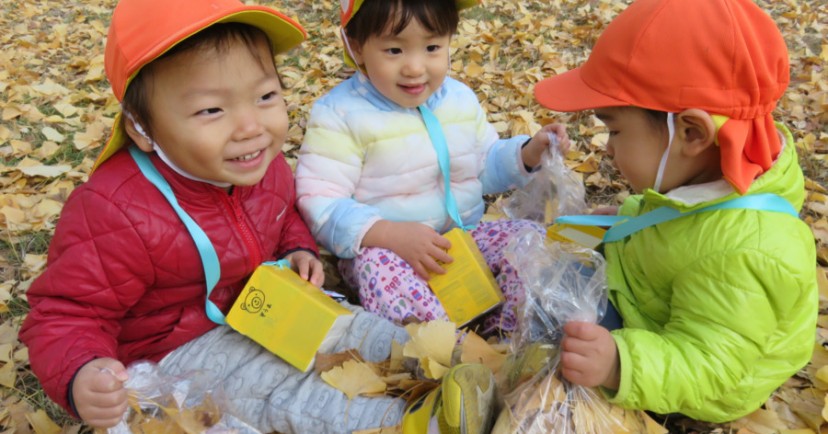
[350,71,449,113]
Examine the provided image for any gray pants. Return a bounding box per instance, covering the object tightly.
[159,305,410,433]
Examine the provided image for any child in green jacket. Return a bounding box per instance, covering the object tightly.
[535,0,818,422]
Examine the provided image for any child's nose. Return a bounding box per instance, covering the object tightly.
[234,108,264,140]
[402,57,425,77]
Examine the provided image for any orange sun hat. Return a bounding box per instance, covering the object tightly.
[339,0,481,69]
[93,0,307,172]
[534,0,790,194]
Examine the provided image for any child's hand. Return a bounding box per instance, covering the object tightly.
[72,358,130,428]
[284,250,325,287]
[560,321,620,390]
[363,220,452,279]
[521,123,571,169]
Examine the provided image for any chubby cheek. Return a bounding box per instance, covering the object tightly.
[269,112,290,148]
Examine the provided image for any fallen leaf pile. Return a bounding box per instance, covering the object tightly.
[317,320,666,433]
[0,0,825,432]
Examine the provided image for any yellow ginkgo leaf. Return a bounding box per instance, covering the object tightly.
[421,356,450,380]
[321,360,386,400]
[25,409,61,434]
[460,331,507,375]
[403,320,456,367]
[389,339,404,372]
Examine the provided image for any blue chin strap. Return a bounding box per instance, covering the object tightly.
[129,146,226,324]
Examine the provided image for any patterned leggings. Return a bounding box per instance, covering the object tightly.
[339,219,543,334]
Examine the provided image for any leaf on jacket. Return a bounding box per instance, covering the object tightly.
[403,320,456,380]
[321,359,386,400]
[313,348,364,375]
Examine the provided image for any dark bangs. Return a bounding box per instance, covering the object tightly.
[346,0,459,47]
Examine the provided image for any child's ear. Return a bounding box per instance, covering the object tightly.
[124,116,154,152]
[676,109,717,157]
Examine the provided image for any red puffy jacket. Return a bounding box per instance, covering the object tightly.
[19,149,319,415]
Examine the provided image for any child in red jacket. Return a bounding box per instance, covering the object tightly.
[19,0,496,432]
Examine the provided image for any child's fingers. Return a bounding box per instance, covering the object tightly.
[433,234,452,250]
[309,261,325,287]
[429,244,453,265]
[83,399,129,429]
[421,255,447,276]
[562,321,599,339]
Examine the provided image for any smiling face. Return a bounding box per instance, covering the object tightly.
[130,34,288,187]
[594,107,669,193]
[351,17,451,108]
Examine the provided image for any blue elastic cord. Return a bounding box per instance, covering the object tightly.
[556,193,798,244]
[418,105,473,230]
[129,147,226,325]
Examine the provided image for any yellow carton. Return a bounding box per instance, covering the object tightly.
[226,263,352,372]
[428,228,504,326]
[546,223,607,249]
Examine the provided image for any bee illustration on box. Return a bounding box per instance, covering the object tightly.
[240,286,266,314]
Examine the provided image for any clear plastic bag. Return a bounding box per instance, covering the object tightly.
[494,229,653,433]
[502,134,587,225]
[107,361,261,434]
[506,228,607,349]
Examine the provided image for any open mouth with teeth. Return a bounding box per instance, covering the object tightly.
[230,150,262,162]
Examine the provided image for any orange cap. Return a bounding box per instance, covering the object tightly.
[339,0,481,69]
[534,0,789,194]
[94,0,307,171]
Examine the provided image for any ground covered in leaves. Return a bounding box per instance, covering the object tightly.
[0,0,826,432]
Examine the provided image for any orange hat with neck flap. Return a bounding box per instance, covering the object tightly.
[534,0,789,194]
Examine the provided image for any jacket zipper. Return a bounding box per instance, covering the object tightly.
[220,191,263,268]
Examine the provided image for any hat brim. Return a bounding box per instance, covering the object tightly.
[534,67,629,112]
[218,9,306,56]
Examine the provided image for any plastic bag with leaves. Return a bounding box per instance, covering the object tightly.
[494,229,661,434]
[501,133,587,225]
[107,361,261,434]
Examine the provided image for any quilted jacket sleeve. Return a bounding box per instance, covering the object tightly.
[608,247,811,422]
[475,119,532,195]
[295,101,381,259]
[19,187,153,414]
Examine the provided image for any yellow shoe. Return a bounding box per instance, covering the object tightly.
[402,364,496,434]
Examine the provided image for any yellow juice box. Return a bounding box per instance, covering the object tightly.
[226,262,352,372]
[546,223,606,249]
[428,228,504,326]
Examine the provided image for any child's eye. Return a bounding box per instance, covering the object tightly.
[196,107,222,116]
[426,45,441,53]
[385,47,402,55]
[259,91,281,103]
[608,131,619,136]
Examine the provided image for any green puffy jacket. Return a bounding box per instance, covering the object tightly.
[604,124,818,422]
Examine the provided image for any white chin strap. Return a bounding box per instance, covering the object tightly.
[652,112,676,193]
[341,28,362,70]
[127,113,231,188]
